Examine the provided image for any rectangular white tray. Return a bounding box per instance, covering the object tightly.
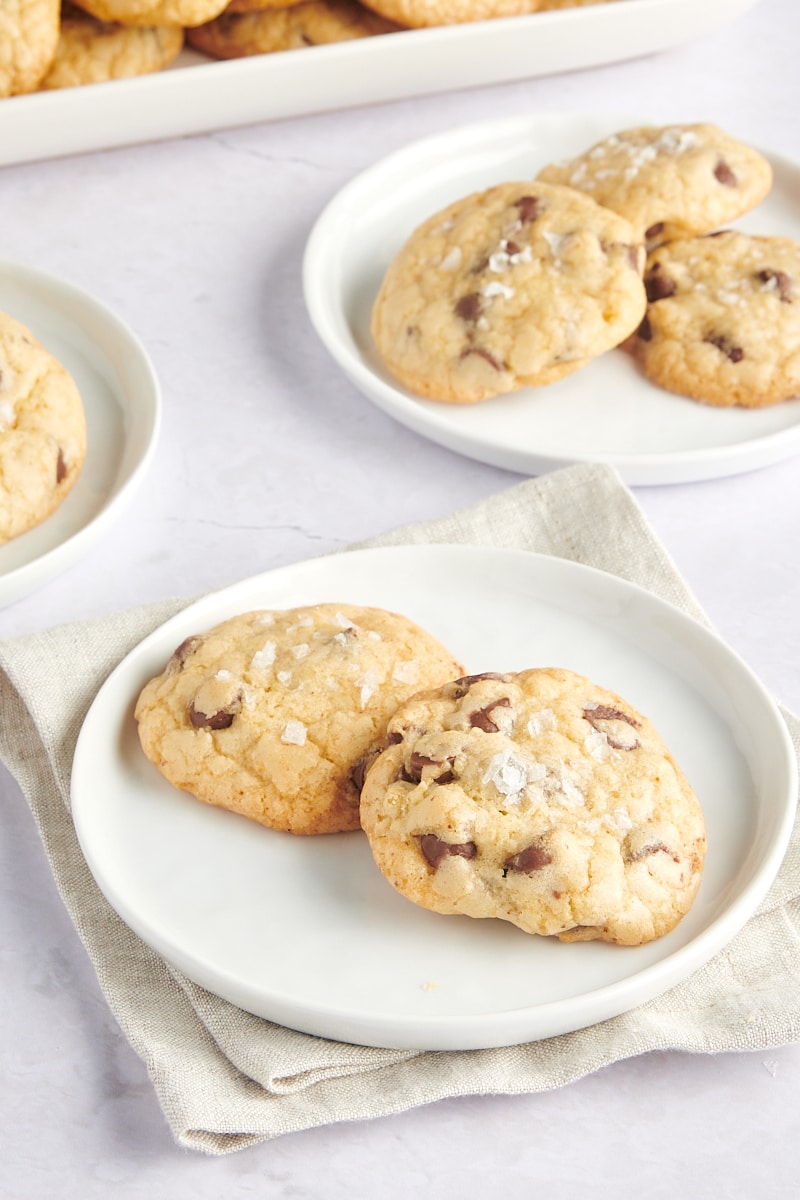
[0,0,759,167]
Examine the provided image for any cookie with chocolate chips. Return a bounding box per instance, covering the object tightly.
[134,604,463,835]
[0,311,86,545]
[186,0,397,59]
[536,123,772,245]
[370,180,646,404]
[359,668,706,946]
[625,230,800,407]
[40,4,184,90]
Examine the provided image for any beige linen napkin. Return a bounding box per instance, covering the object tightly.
[1,462,799,1155]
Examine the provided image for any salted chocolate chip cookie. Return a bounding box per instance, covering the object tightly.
[359,669,706,946]
[187,0,397,57]
[70,0,229,27]
[370,180,646,404]
[357,0,609,28]
[0,0,60,96]
[536,123,772,244]
[625,230,800,408]
[0,312,87,545]
[135,604,464,836]
[40,4,183,89]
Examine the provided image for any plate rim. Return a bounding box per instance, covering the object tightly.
[70,543,798,1049]
[0,258,162,606]
[303,111,800,486]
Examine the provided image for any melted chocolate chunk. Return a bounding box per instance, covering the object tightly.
[714,159,738,187]
[408,751,456,784]
[56,448,67,484]
[418,834,477,870]
[469,697,511,733]
[454,292,483,322]
[505,239,521,255]
[459,346,504,372]
[170,635,203,669]
[446,672,509,700]
[704,332,745,362]
[513,195,540,224]
[645,222,665,241]
[636,314,653,342]
[188,695,241,730]
[644,267,677,302]
[583,704,641,750]
[757,268,793,303]
[504,843,553,874]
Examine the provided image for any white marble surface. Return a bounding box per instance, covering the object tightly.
[2,0,800,1193]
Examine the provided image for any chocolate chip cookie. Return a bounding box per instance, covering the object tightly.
[135,604,464,836]
[0,0,60,96]
[41,4,184,89]
[625,230,800,408]
[187,0,397,57]
[0,311,87,545]
[359,669,707,945]
[70,0,229,26]
[537,123,772,244]
[370,180,646,404]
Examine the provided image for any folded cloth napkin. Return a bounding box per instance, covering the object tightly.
[1,462,798,1155]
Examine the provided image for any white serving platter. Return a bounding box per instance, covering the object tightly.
[0,261,161,608]
[0,0,760,168]
[71,543,797,1050]
[304,111,800,485]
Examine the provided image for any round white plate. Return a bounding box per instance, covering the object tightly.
[71,544,796,1050]
[303,113,800,486]
[0,260,161,607]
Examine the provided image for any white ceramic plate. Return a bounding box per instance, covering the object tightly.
[0,261,160,608]
[304,111,800,485]
[0,0,759,168]
[71,544,796,1050]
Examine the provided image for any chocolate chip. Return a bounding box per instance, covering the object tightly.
[406,324,419,338]
[645,222,664,241]
[170,635,203,669]
[454,293,483,322]
[704,333,745,363]
[446,672,509,700]
[757,268,793,303]
[387,730,403,745]
[418,834,477,870]
[504,843,553,874]
[300,32,314,45]
[459,347,504,372]
[644,269,677,302]
[351,745,384,794]
[714,159,738,187]
[636,315,653,342]
[469,697,511,733]
[56,448,67,484]
[408,751,456,783]
[513,195,540,224]
[583,704,641,750]
[188,697,241,730]
[505,240,521,255]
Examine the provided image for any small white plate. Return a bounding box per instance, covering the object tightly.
[0,261,161,608]
[304,112,800,486]
[71,544,796,1050]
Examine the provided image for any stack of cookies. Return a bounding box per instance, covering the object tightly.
[135,603,707,948]
[0,0,618,95]
[372,122,798,410]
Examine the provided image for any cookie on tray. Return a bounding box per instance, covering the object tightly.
[135,603,464,836]
[625,230,800,408]
[359,669,707,946]
[40,4,183,89]
[0,0,60,96]
[355,0,608,29]
[536,123,773,244]
[69,0,229,27]
[0,311,87,545]
[370,180,646,404]
[187,0,398,57]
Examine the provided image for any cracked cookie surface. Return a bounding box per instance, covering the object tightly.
[135,603,463,835]
[359,668,706,945]
[70,0,229,27]
[370,180,646,403]
[0,0,60,96]
[0,311,87,545]
[536,123,772,244]
[625,230,800,408]
[356,0,611,29]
